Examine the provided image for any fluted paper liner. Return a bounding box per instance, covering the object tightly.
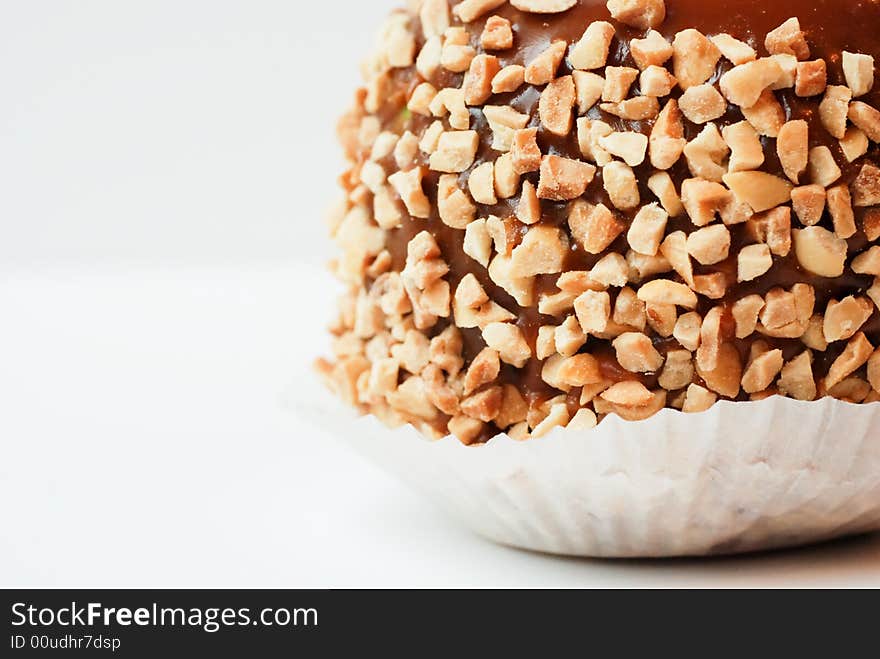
[300,391,880,557]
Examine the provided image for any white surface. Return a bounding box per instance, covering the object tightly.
[1,265,879,588]
[0,1,878,587]
[0,0,399,269]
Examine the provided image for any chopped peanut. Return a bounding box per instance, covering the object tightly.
[791,185,826,226]
[454,0,507,23]
[573,71,605,114]
[710,33,756,65]
[639,65,678,97]
[481,15,514,50]
[468,162,497,206]
[826,333,874,390]
[682,384,718,413]
[568,408,598,430]
[848,102,880,142]
[769,54,798,90]
[680,177,730,226]
[536,326,557,360]
[447,415,485,445]
[687,224,731,265]
[603,161,641,210]
[724,121,765,173]
[778,352,817,401]
[460,386,503,422]
[568,201,626,254]
[430,131,479,173]
[590,253,630,288]
[568,21,615,71]
[630,29,673,70]
[840,127,870,163]
[488,253,535,306]
[819,86,853,140]
[777,120,809,183]
[511,128,543,174]
[824,296,874,343]
[864,209,880,242]
[672,29,721,89]
[723,171,793,213]
[795,59,827,97]
[827,185,857,239]
[419,0,449,39]
[733,295,764,339]
[741,349,784,394]
[577,118,614,165]
[492,65,526,93]
[408,82,438,116]
[555,315,587,357]
[684,123,729,183]
[418,120,444,154]
[659,349,694,390]
[690,273,725,301]
[483,105,530,151]
[741,90,785,137]
[720,58,783,108]
[746,206,792,257]
[869,350,880,393]
[463,218,492,267]
[647,171,684,217]
[603,67,639,103]
[388,168,431,218]
[738,244,773,282]
[558,354,603,387]
[601,381,654,407]
[600,96,660,120]
[638,279,698,309]
[765,18,810,60]
[808,146,842,188]
[659,231,694,286]
[494,153,520,198]
[679,84,727,124]
[539,75,576,136]
[575,290,611,334]
[525,40,567,85]
[437,175,476,229]
[614,286,647,330]
[607,0,666,29]
[511,0,578,13]
[649,298,684,335]
[674,311,702,351]
[614,332,664,373]
[516,180,541,225]
[843,51,875,98]
[852,164,880,207]
[696,342,743,399]
[441,29,476,73]
[598,131,649,166]
[627,203,668,256]
[852,246,880,276]
[464,54,501,106]
[650,100,686,170]
[510,226,568,276]
[793,227,848,277]
[537,155,596,201]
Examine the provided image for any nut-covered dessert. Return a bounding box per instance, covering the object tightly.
[317,0,880,444]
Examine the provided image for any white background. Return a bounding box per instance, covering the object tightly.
[1,1,878,587]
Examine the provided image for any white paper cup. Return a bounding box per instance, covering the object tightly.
[300,390,880,557]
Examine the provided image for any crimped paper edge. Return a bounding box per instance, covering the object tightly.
[298,391,880,557]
